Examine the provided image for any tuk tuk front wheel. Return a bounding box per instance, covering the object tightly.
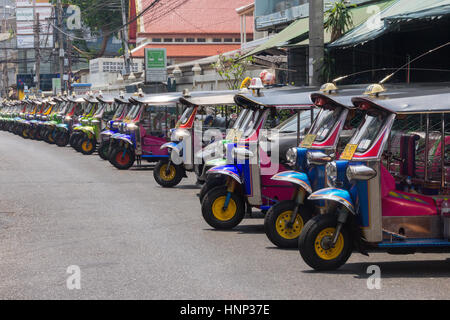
[98,141,110,160]
[298,214,353,271]
[153,160,184,188]
[264,200,313,248]
[201,186,245,230]
[110,147,135,170]
[55,131,69,147]
[80,138,96,155]
[198,176,227,203]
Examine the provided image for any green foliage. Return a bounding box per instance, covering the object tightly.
[324,0,356,42]
[319,49,335,82]
[212,53,254,90]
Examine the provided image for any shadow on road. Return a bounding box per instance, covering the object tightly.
[205,224,265,235]
[302,259,450,278]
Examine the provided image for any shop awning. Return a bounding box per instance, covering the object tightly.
[242,0,395,57]
[328,0,450,48]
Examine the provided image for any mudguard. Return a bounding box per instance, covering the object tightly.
[206,157,227,167]
[308,188,356,215]
[56,123,69,131]
[101,130,116,137]
[115,134,134,146]
[271,171,312,194]
[161,142,183,153]
[207,165,242,184]
[80,126,95,137]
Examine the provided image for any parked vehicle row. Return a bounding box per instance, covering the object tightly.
[1,79,449,271]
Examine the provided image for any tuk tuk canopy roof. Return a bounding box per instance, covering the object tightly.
[130,92,183,105]
[115,93,135,104]
[352,87,450,114]
[179,90,240,107]
[68,95,88,103]
[97,94,117,104]
[235,85,372,109]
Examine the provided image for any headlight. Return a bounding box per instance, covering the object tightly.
[326,162,338,187]
[65,116,72,121]
[127,123,138,131]
[286,147,297,165]
[112,122,119,129]
[81,119,89,125]
[346,165,377,182]
[172,129,190,142]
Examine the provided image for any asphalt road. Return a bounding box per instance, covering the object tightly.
[0,131,449,300]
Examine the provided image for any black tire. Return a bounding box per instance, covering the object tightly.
[22,127,30,139]
[69,132,81,149]
[298,214,353,271]
[201,185,245,230]
[79,137,97,155]
[110,147,135,170]
[153,159,184,188]
[264,200,313,248]
[98,141,110,160]
[55,131,70,147]
[198,176,227,203]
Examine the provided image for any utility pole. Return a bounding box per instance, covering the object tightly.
[34,12,41,91]
[120,0,132,75]
[57,0,65,93]
[309,0,324,86]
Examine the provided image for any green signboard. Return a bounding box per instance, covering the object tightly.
[145,48,167,83]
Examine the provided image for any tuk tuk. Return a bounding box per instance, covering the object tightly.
[43,95,68,144]
[263,85,366,248]
[54,94,87,147]
[299,85,450,270]
[72,92,120,155]
[108,91,183,170]
[153,90,240,188]
[70,93,100,152]
[97,92,133,160]
[200,84,319,230]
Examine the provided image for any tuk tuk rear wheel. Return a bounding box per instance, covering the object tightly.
[80,138,96,155]
[153,160,184,188]
[201,186,245,230]
[110,147,135,170]
[264,200,313,248]
[298,214,353,271]
[22,128,29,139]
[98,141,110,160]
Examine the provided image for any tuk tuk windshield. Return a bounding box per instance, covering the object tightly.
[84,103,96,115]
[125,104,140,120]
[178,106,195,126]
[275,109,318,134]
[232,109,250,130]
[348,110,386,153]
[309,107,344,142]
[113,103,126,118]
[94,103,107,117]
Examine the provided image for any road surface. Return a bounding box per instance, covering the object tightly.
[0,131,449,299]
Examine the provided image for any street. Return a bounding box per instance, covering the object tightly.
[0,131,449,300]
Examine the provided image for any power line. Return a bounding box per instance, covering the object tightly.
[50,0,163,41]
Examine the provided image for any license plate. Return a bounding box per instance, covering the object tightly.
[340,144,358,160]
[301,134,317,148]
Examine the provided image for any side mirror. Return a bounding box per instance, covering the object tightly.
[307,151,334,165]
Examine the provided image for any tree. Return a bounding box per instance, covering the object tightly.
[212,53,254,90]
[324,0,355,43]
[54,0,125,58]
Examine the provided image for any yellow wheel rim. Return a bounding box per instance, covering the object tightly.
[160,164,176,181]
[314,228,344,260]
[275,211,304,240]
[212,196,237,221]
[82,141,93,152]
[48,134,54,143]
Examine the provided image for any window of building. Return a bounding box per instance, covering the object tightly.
[186,38,195,42]
[164,38,173,42]
[213,38,222,42]
[175,38,184,42]
[152,38,162,42]
[197,38,206,42]
[224,38,233,43]
[234,38,240,43]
